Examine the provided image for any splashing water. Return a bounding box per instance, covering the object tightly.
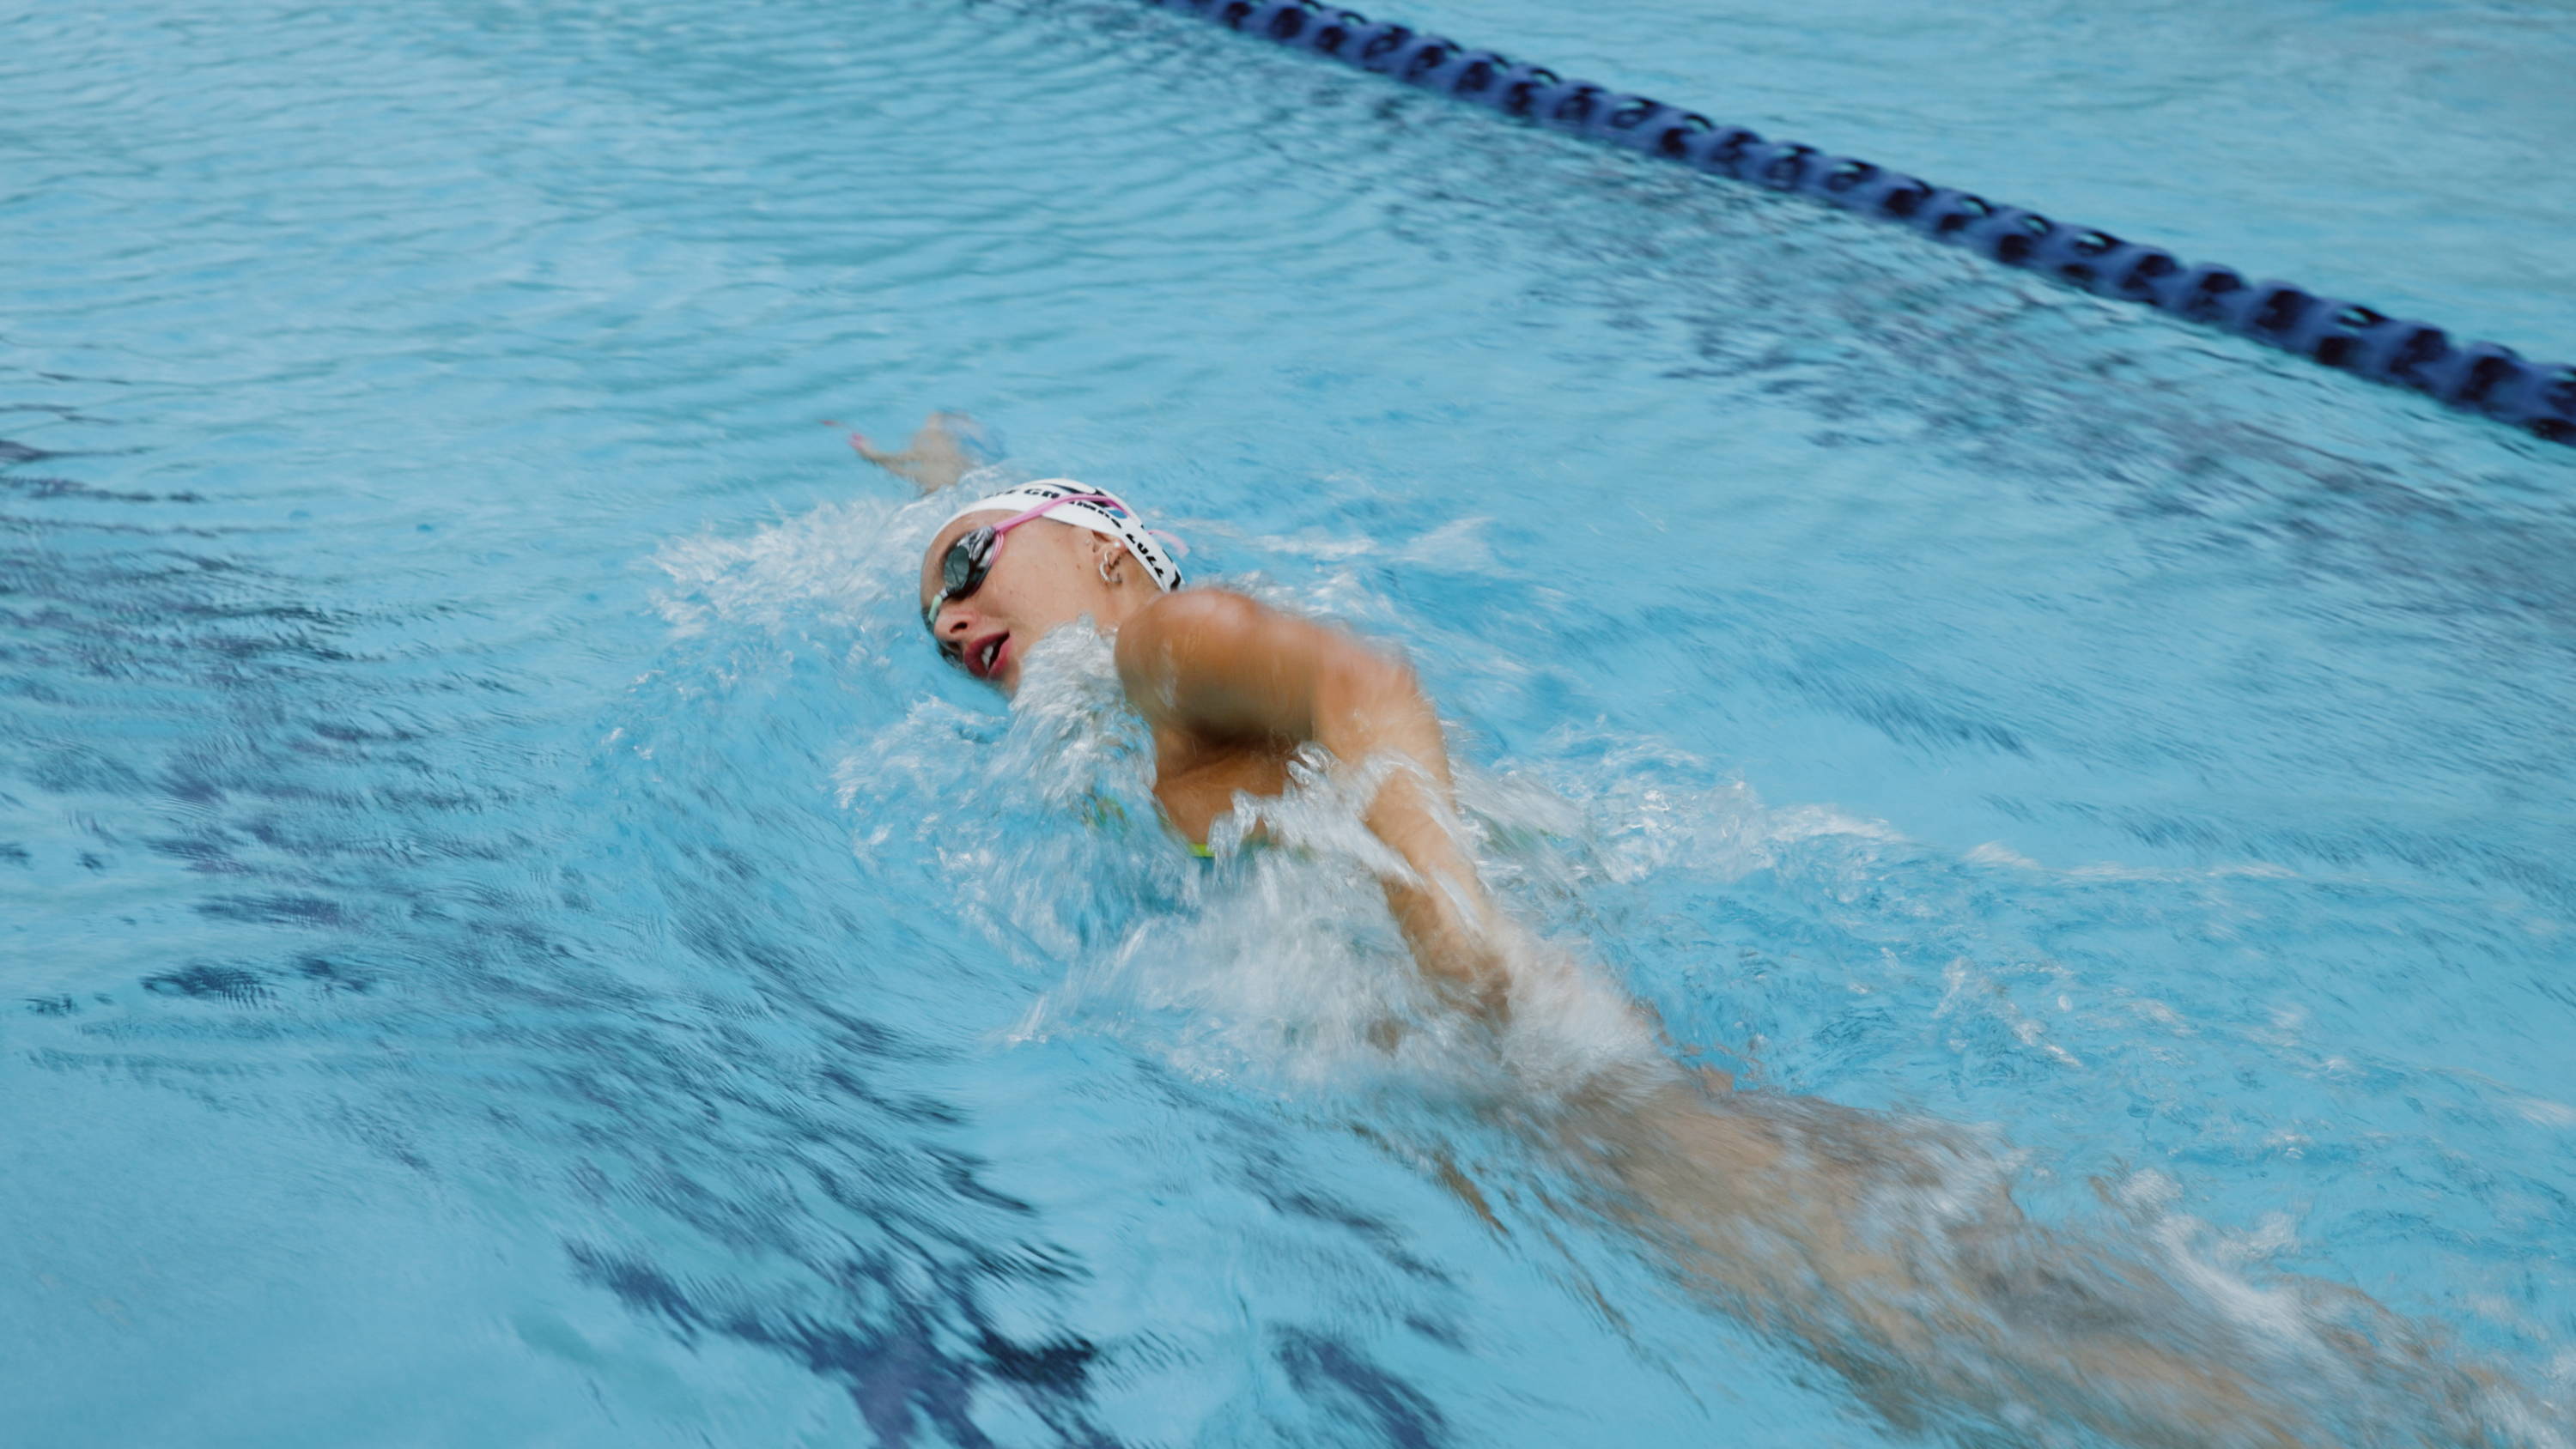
[9,0,2575,1444]
[685,488,2571,1448]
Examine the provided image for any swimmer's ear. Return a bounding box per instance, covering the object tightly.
[1089,534,1128,585]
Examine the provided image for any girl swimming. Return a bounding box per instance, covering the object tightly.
[855,414,2543,1449]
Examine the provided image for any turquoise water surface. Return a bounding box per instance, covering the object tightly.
[6,1,2575,1446]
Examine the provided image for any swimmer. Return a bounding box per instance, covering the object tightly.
[859,413,2543,1449]
[872,421,1510,1022]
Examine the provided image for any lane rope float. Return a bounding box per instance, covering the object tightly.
[1139,0,2576,447]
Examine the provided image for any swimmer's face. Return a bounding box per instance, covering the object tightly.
[919,513,1139,694]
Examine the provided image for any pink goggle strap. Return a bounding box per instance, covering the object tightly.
[984,492,1121,537]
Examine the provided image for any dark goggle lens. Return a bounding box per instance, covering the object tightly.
[941,530,990,595]
[924,527,999,640]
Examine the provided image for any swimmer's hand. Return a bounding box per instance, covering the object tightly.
[1115,589,1511,1024]
[846,410,983,494]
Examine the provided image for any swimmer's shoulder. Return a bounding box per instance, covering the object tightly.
[1114,587,1271,683]
[1117,587,1397,712]
[1115,587,1306,737]
[1123,585,1268,638]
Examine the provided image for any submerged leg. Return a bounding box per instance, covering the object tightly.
[1534,1078,2524,1449]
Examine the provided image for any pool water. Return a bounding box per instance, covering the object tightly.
[5,1,2574,1445]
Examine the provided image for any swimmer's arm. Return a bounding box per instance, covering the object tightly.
[1115,589,1509,1021]
[850,411,979,494]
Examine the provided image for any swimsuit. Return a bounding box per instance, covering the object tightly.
[1084,789,1224,860]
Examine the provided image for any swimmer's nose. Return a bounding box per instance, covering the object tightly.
[928,597,978,652]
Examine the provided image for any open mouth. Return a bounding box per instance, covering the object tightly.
[969,633,1009,680]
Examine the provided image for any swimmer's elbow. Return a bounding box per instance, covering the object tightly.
[1309,643,1413,721]
[1323,646,1416,706]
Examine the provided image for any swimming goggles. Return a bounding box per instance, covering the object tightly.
[921,491,1123,637]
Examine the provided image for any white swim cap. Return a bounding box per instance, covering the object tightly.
[942,479,1185,593]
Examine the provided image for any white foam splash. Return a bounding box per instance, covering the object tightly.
[647,467,1020,644]
[714,487,2571,1449]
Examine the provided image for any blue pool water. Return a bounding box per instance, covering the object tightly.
[6,1,2575,1445]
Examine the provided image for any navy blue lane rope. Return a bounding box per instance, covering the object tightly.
[1141,0,2576,447]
